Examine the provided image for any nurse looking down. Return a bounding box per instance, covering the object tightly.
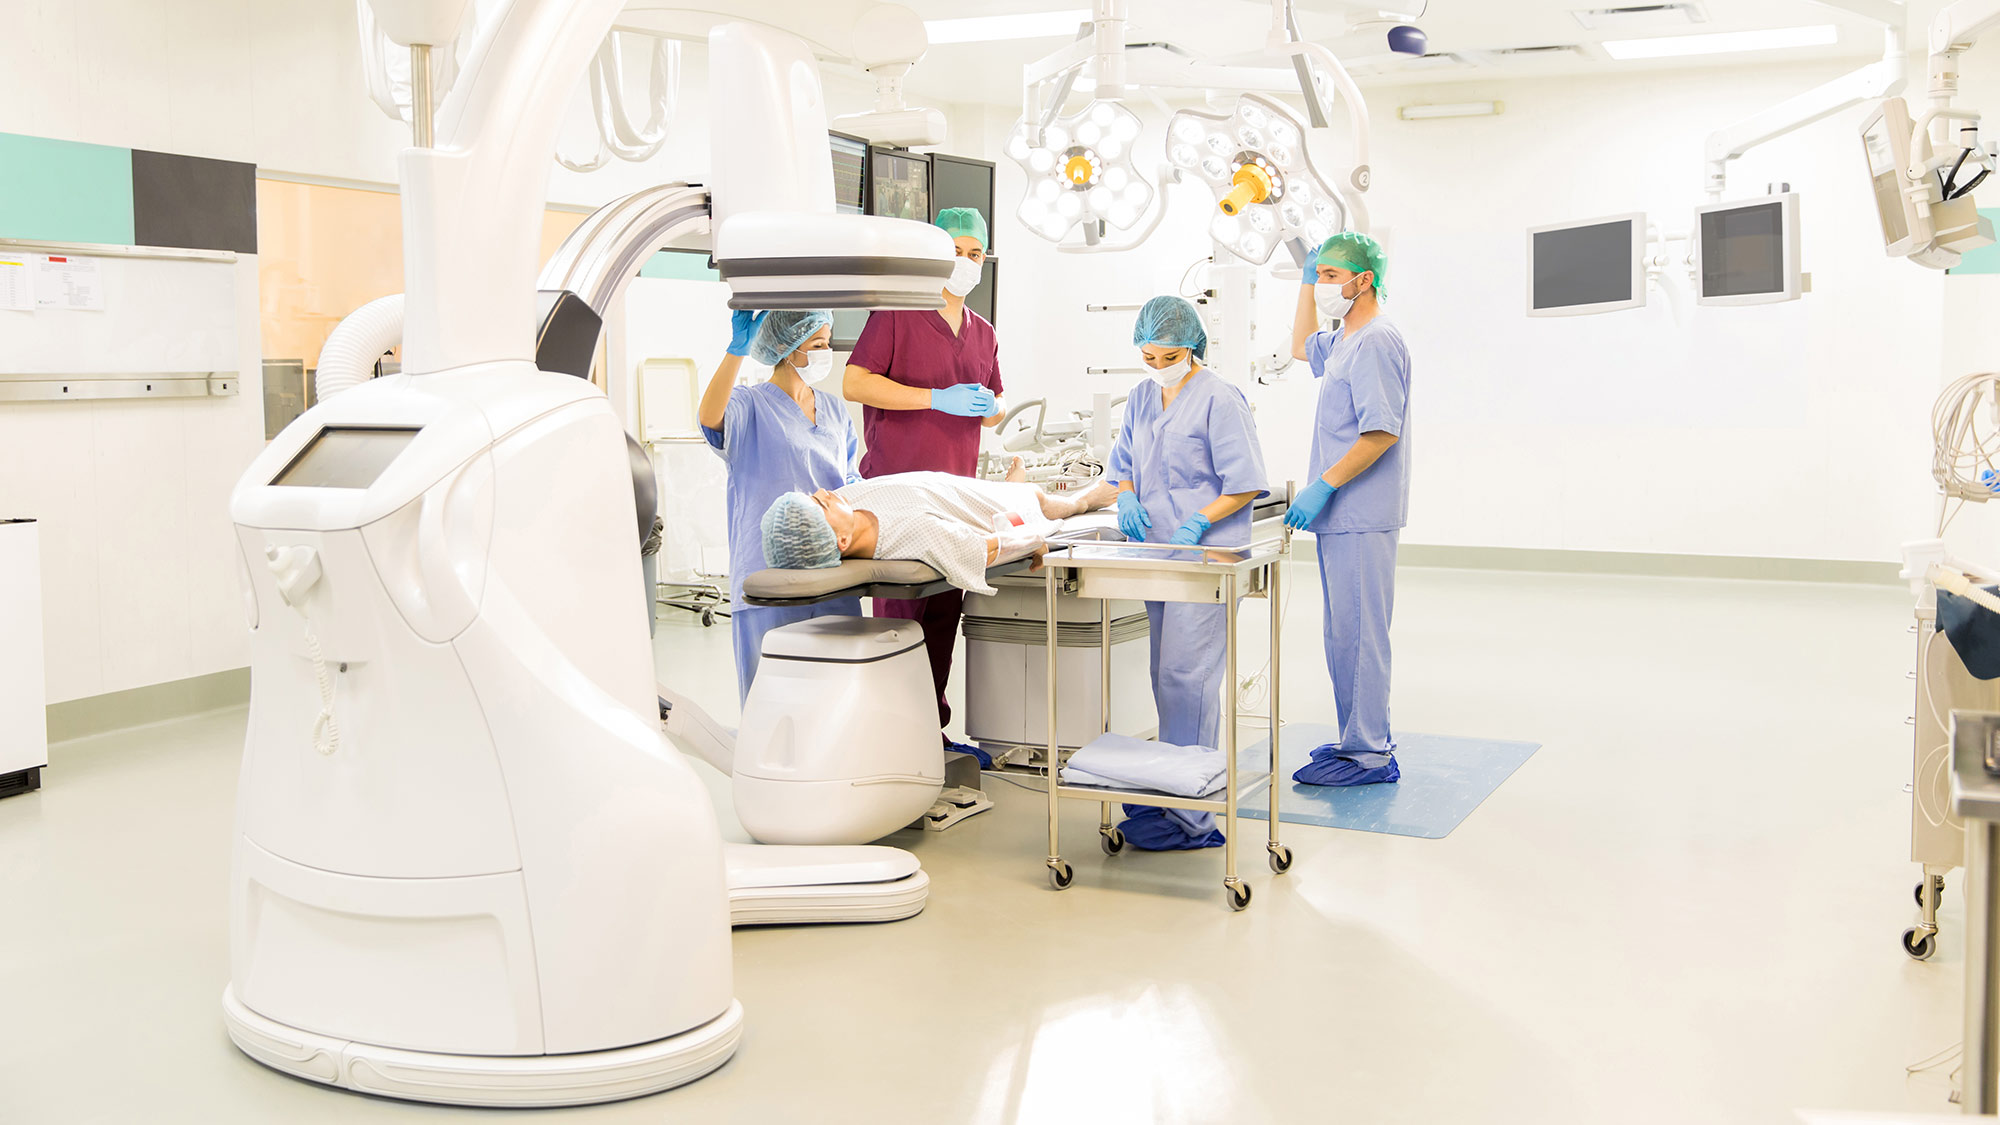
[699,307,863,701]
[1285,231,1412,788]
[1107,295,1270,851]
[842,207,1007,763]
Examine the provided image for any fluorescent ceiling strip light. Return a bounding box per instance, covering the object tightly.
[1601,24,1836,60]
[1399,101,1503,120]
[925,9,1091,45]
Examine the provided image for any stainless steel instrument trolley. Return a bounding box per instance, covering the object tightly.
[1001,534,1289,911]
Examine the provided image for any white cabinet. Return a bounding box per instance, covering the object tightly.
[1,519,48,796]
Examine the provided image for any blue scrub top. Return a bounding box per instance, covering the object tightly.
[701,380,860,603]
[1304,317,1411,533]
[1109,368,1270,547]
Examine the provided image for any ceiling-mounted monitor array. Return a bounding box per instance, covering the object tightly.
[1526,194,1804,316]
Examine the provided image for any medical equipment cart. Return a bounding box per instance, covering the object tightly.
[1951,710,2000,1111]
[1012,534,1289,911]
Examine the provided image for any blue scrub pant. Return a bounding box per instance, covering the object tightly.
[732,598,865,702]
[1315,530,1399,757]
[1146,600,1229,749]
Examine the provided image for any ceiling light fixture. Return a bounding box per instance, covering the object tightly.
[1601,24,1837,60]
[924,9,1090,45]
[1398,101,1503,120]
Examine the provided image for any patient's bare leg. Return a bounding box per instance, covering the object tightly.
[1035,477,1119,520]
[1006,456,1027,483]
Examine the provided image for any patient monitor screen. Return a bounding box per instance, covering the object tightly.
[1861,116,1910,246]
[271,426,421,488]
[1531,220,1635,310]
[1699,201,1785,298]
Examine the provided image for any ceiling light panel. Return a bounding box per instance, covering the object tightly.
[1601,24,1837,60]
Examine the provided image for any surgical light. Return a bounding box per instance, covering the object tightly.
[1008,100,1155,243]
[1169,93,1344,265]
[1601,24,1837,60]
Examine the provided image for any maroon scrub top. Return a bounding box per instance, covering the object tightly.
[849,308,1004,479]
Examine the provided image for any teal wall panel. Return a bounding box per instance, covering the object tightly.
[0,133,135,245]
[639,249,720,281]
[1949,209,2000,275]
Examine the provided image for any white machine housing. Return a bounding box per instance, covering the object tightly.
[0,519,47,797]
[964,579,1158,758]
[734,617,944,845]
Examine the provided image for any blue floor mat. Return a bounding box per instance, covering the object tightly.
[1234,723,1539,840]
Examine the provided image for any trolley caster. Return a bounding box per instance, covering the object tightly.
[1226,880,1252,912]
[1267,843,1293,873]
[700,611,715,628]
[1903,926,1939,961]
[1916,876,1946,907]
[1100,828,1125,856]
[1048,861,1074,891]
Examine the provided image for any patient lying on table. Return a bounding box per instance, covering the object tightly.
[760,464,1117,596]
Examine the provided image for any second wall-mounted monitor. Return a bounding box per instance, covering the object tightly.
[869,148,931,222]
[1695,192,1801,306]
[1527,212,1647,317]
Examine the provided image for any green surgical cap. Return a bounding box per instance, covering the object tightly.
[1314,231,1387,299]
[935,207,989,250]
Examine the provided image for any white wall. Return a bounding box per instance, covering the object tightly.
[979,51,2000,565]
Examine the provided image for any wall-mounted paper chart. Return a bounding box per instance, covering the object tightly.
[34,254,103,311]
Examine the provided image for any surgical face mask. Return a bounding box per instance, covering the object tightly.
[1315,279,1357,321]
[1147,355,1193,386]
[944,256,983,298]
[795,349,833,381]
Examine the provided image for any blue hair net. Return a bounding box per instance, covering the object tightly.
[761,492,841,570]
[750,309,833,367]
[1131,295,1208,360]
[1314,231,1388,298]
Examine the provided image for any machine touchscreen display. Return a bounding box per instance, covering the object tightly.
[271,426,422,489]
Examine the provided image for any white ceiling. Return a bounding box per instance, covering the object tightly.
[878,0,1950,108]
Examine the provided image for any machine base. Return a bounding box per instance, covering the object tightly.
[723,842,929,926]
[221,987,744,1108]
[0,766,41,800]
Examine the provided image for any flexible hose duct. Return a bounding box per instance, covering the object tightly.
[315,294,405,402]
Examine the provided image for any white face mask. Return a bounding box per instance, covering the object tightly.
[1315,279,1357,322]
[1147,356,1193,386]
[794,349,833,381]
[944,256,983,298]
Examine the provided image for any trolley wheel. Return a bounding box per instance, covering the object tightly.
[1048,861,1074,891]
[1100,828,1125,856]
[1903,926,1938,961]
[1226,880,1252,912]
[1267,843,1293,873]
[701,610,715,628]
[1916,876,1947,907]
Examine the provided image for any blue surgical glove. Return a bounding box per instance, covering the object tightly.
[1115,490,1152,540]
[726,309,766,357]
[1168,513,1211,546]
[931,382,998,417]
[1284,478,1337,530]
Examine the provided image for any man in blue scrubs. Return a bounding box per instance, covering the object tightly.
[1284,233,1411,786]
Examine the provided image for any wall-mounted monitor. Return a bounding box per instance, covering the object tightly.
[1526,212,1647,317]
[1860,98,1927,258]
[930,152,999,324]
[869,148,931,222]
[829,131,867,215]
[1695,192,1802,306]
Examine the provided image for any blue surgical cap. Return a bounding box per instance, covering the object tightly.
[750,309,833,367]
[935,207,989,250]
[1314,231,1387,298]
[1131,295,1208,360]
[761,492,842,570]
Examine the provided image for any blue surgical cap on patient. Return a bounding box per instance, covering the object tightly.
[1131,295,1208,360]
[750,309,833,367]
[761,492,842,570]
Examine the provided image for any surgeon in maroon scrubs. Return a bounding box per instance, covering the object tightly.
[842,207,1006,759]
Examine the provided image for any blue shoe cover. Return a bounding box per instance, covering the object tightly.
[1291,743,1401,787]
[1117,805,1225,850]
[945,738,992,769]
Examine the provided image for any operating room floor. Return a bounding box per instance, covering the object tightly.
[0,562,1961,1123]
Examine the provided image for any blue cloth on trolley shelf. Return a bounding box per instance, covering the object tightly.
[1059,732,1228,797]
[1939,584,2000,680]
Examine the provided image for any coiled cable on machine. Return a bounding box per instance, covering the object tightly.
[1930,372,2000,533]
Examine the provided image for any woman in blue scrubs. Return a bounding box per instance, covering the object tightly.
[1283,232,1411,787]
[1106,296,1269,850]
[699,308,863,702]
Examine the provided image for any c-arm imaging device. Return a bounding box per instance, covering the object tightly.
[220,0,962,1108]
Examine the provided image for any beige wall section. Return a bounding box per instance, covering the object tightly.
[257,178,588,374]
